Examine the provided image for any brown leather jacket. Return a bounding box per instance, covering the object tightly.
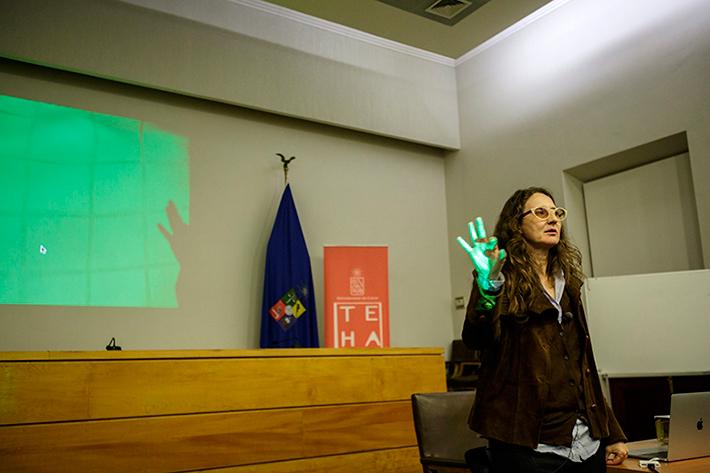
[462,277,627,448]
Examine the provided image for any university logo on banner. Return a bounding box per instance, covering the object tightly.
[324,246,389,348]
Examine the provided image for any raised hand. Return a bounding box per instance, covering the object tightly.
[456,217,506,291]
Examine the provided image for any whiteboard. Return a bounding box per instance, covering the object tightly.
[584,270,710,377]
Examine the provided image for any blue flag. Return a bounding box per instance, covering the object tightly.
[260,184,319,348]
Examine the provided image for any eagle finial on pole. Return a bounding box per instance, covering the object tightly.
[277,153,296,184]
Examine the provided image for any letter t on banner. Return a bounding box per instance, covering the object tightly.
[323,246,390,348]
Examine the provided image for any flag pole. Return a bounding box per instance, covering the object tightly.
[277,153,296,184]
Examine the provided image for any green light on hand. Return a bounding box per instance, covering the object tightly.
[456,216,506,292]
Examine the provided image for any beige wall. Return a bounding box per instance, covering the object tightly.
[0,60,454,350]
[0,0,459,149]
[584,153,703,277]
[447,0,710,332]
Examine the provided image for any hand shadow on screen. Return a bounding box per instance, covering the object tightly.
[158,200,188,308]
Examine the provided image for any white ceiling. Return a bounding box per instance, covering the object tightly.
[261,0,554,59]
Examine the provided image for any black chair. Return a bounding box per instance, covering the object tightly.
[411,391,491,473]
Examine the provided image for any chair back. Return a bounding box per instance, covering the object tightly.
[449,339,480,363]
[447,340,481,391]
[411,391,488,472]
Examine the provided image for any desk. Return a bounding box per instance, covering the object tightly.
[608,440,710,473]
[0,348,446,473]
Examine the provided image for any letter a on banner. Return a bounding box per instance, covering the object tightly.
[323,246,389,348]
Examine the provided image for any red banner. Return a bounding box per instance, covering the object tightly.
[324,246,390,348]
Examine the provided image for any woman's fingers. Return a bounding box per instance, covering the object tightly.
[474,217,487,240]
[456,236,473,254]
[605,442,629,465]
[459,218,502,275]
[490,249,506,276]
[468,220,478,242]
[485,236,498,251]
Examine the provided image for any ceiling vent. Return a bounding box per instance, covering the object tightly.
[377,0,490,26]
[425,0,472,20]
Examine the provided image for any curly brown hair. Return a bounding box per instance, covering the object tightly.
[493,187,585,315]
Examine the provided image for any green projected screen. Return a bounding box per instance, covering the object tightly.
[0,95,189,308]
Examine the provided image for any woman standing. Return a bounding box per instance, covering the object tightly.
[457,187,628,472]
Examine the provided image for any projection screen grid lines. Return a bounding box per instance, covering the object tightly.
[0,95,189,308]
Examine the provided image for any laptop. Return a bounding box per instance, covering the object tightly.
[629,391,710,462]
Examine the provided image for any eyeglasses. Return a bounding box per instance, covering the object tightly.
[520,206,567,221]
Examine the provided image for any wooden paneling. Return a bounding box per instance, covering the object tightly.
[195,447,423,473]
[0,352,445,425]
[0,402,415,473]
[0,348,445,472]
